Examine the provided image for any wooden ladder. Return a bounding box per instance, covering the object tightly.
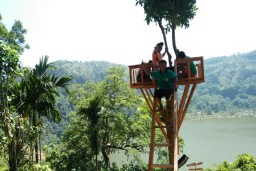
[147,91,179,171]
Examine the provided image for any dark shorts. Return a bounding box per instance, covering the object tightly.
[154,89,173,99]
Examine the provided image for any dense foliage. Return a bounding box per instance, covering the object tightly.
[1,13,73,170]
[45,66,169,170]
[205,154,256,171]
[40,51,256,159]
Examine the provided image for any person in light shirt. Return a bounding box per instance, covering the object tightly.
[152,42,167,71]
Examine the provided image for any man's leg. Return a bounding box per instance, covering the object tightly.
[154,89,164,111]
[165,89,173,112]
[156,97,163,111]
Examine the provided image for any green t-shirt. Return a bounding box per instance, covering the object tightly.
[185,56,197,75]
[151,70,177,89]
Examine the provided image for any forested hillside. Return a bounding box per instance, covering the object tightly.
[52,50,256,117]
[41,60,120,145]
[42,51,256,145]
[50,60,119,84]
[190,50,256,116]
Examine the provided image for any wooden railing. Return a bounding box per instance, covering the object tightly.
[128,62,155,88]
[175,56,205,85]
[128,56,205,88]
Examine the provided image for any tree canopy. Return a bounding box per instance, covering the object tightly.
[0,14,29,54]
[135,0,197,65]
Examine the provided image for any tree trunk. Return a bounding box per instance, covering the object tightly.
[8,141,18,171]
[39,136,42,161]
[172,0,179,56]
[35,139,39,163]
[172,26,178,55]
[96,154,99,171]
[158,19,173,67]
[101,147,110,167]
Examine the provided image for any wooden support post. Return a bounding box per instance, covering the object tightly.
[148,98,157,171]
[178,84,197,130]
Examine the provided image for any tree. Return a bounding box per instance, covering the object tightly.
[204,154,256,171]
[13,56,72,163]
[0,40,21,171]
[78,95,101,171]
[0,13,30,171]
[135,0,197,66]
[0,14,29,54]
[53,66,151,170]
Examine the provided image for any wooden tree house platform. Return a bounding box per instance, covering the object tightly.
[128,57,205,171]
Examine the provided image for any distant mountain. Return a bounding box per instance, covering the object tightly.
[51,52,256,117]
[41,51,256,145]
[51,60,121,84]
[189,50,256,117]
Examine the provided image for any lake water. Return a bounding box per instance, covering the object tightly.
[179,117,256,170]
[111,118,256,170]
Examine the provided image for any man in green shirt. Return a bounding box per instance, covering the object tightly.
[150,60,177,111]
[177,51,197,78]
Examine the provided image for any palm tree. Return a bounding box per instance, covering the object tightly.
[78,95,101,171]
[13,56,72,163]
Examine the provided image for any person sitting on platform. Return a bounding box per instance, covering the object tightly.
[150,60,177,112]
[176,51,197,78]
[152,42,167,71]
[137,60,152,82]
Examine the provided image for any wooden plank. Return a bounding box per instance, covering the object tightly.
[131,78,204,88]
[129,56,205,89]
[148,99,157,171]
[178,84,189,121]
[179,83,197,130]
[154,125,173,128]
[186,162,203,167]
[188,168,203,171]
[140,88,152,113]
[145,88,153,108]
[173,91,179,171]
[155,115,170,144]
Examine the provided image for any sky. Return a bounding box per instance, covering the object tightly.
[0,0,256,67]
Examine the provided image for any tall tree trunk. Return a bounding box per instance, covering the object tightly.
[35,138,39,163]
[101,147,110,167]
[32,112,39,163]
[30,142,33,162]
[8,141,18,171]
[172,26,178,55]
[40,136,42,161]
[96,154,98,171]
[158,19,173,67]
[172,0,179,56]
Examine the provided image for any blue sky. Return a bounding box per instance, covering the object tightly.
[1,0,256,67]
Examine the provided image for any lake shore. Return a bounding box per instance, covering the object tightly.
[186,109,256,120]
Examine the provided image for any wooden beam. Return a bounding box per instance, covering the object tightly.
[145,88,154,108]
[178,84,189,120]
[173,91,179,171]
[140,88,153,113]
[148,99,156,171]
[179,84,197,130]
